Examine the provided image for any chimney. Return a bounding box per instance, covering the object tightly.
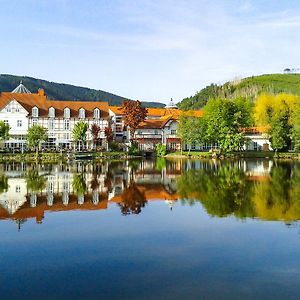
[38,88,45,97]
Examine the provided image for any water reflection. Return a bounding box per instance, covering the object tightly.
[0,159,300,226]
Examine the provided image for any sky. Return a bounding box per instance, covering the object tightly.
[0,0,300,103]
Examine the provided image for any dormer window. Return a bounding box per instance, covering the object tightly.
[93,108,100,119]
[48,107,55,118]
[64,107,70,118]
[32,107,39,118]
[79,108,85,119]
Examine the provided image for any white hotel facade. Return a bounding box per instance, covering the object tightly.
[0,83,109,150]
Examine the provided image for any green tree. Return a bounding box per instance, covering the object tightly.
[203,98,252,153]
[0,121,9,141]
[72,121,88,151]
[292,104,300,151]
[177,114,205,153]
[269,106,291,153]
[27,125,48,160]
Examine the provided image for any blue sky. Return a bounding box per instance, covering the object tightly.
[0,0,300,103]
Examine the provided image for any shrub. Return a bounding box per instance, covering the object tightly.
[128,142,141,156]
[109,141,122,152]
[155,144,167,157]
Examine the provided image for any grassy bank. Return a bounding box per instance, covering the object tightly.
[0,152,66,164]
[0,151,137,163]
[166,151,300,160]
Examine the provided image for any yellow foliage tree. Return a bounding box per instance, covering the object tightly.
[254,93,299,126]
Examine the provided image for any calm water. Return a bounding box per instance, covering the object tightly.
[1,158,300,299]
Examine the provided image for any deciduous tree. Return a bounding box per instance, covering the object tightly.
[91,123,100,150]
[203,98,252,153]
[72,121,88,151]
[0,120,9,141]
[121,100,147,142]
[27,125,48,160]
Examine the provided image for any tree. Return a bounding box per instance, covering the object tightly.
[121,100,147,142]
[292,104,300,151]
[27,125,48,160]
[177,113,205,153]
[254,93,296,151]
[72,121,88,151]
[203,98,252,153]
[90,123,100,150]
[104,126,114,148]
[0,121,9,141]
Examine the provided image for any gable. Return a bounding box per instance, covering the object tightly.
[0,99,29,114]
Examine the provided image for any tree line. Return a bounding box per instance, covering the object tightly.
[177,93,300,153]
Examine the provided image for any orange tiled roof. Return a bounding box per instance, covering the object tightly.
[109,105,194,118]
[0,91,110,118]
[241,126,270,134]
[137,116,175,129]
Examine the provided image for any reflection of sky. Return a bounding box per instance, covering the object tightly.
[0,202,300,299]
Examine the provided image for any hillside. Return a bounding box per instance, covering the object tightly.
[178,73,300,110]
[0,74,165,108]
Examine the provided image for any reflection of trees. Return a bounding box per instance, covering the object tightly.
[252,164,300,221]
[90,172,99,192]
[177,165,254,218]
[177,162,300,221]
[72,174,87,195]
[25,170,47,193]
[0,174,8,194]
[118,182,147,215]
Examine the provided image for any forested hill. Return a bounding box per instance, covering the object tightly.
[178,73,300,110]
[0,74,165,108]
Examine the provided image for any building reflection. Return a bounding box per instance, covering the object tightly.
[0,158,298,227]
[0,160,181,226]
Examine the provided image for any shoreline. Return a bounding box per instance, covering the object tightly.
[0,150,300,163]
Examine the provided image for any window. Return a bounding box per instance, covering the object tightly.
[64,133,70,140]
[116,125,123,132]
[32,119,38,126]
[48,107,55,118]
[171,130,176,135]
[191,142,196,150]
[15,186,21,193]
[79,108,85,119]
[32,107,39,117]
[116,116,122,123]
[48,119,55,130]
[94,108,100,119]
[64,119,70,130]
[4,120,8,125]
[17,120,22,127]
[64,107,70,118]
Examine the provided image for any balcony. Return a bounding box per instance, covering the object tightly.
[135,134,162,140]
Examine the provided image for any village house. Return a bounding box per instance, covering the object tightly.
[0,82,109,150]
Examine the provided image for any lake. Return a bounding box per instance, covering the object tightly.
[0,158,300,299]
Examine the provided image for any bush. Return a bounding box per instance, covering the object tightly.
[109,141,122,152]
[128,142,141,156]
[155,144,167,157]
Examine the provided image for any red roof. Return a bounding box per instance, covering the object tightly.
[0,91,109,118]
